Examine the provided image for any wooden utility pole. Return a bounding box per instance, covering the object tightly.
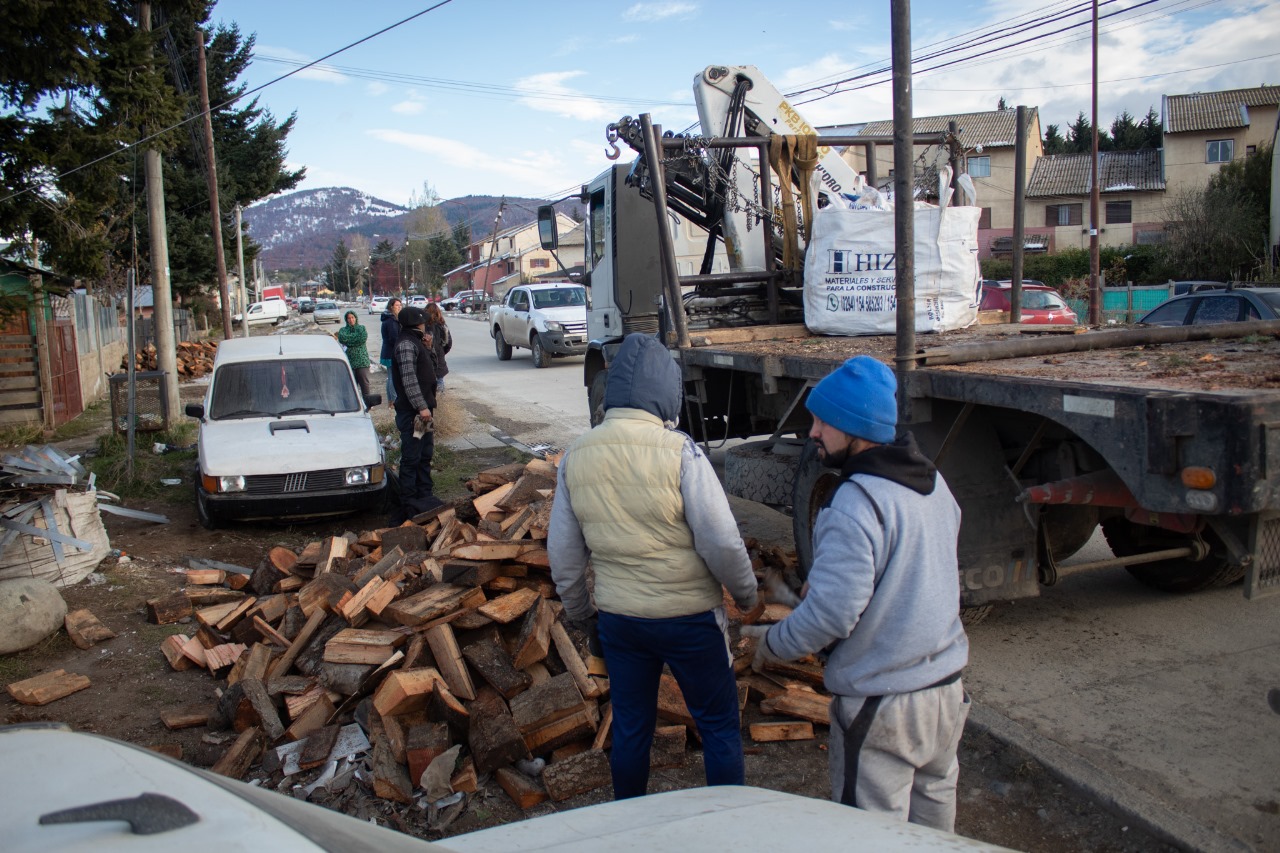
[140,1,180,421]
[891,0,916,429]
[196,26,232,338]
[1011,105,1028,324]
[235,204,249,338]
[1088,0,1102,325]
[483,198,506,296]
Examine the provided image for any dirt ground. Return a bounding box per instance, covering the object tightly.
[0,383,1175,852]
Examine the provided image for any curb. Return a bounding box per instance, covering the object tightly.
[967,703,1251,853]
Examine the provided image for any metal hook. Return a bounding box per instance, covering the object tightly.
[605,124,621,161]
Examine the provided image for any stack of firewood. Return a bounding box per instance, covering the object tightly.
[122,340,218,378]
[143,455,830,811]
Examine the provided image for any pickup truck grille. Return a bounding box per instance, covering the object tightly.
[244,469,347,495]
[560,321,587,336]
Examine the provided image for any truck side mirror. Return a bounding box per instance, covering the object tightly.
[185,403,205,419]
[537,205,558,251]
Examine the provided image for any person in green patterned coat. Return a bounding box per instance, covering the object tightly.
[336,310,372,398]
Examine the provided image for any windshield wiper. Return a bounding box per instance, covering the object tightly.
[277,407,333,416]
[213,409,271,420]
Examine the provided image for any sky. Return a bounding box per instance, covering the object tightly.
[209,0,1280,209]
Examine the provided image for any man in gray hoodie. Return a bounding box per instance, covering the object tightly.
[548,333,760,800]
[746,355,970,831]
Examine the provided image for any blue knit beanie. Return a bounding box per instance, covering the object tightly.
[805,356,897,443]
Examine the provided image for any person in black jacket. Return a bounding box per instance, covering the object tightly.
[425,302,452,393]
[390,306,442,522]
[379,297,402,408]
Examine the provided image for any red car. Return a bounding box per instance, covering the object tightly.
[979,280,1078,325]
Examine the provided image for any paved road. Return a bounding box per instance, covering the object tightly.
[440,317,1280,850]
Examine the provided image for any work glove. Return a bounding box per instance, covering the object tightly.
[572,615,602,658]
[740,624,787,673]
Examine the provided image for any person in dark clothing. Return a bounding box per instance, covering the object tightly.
[425,303,452,394]
[390,306,442,522]
[379,297,403,408]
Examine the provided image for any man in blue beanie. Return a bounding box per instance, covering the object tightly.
[743,354,970,831]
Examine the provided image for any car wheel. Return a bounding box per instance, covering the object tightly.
[194,478,220,530]
[531,334,550,368]
[494,328,512,360]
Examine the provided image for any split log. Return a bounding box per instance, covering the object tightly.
[269,608,327,679]
[591,703,613,751]
[450,757,478,794]
[249,562,287,597]
[236,677,285,741]
[160,635,194,671]
[298,572,358,618]
[316,536,349,575]
[160,707,211,730]
[371,737,414,804]
[473,482,516,518]
[512,597,553,670]
[299,724,341,771]
[324,628,406,665]
[185,568,226,585]
[64,609,115,650]
[461,634,531,700]
[650,724,687,770]
[380,525,428,555]
[749,721,816,742]
[406,721,452,785]
[423,624,476,701]
[284,694,337,742]
[372,667,446,717]
[267,546,298,574]
[656,673,696,729]
[382,711,429,764]
[542,748,612,801]
[477,588,539,624]
[383,584,485,628]
[146,591,193,625]
[211,727,265,779]
[467,688,530,773]
[522,705,599,755]
[762,657,826,687]
[495,767,548,809]
[429,681,471,734]
[759,688,832,725]
[549,622,599,700]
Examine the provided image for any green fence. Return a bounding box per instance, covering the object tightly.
[1066,283,1171,324]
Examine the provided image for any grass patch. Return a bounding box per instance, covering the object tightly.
[0,423,45,447]
[87,422,198,503]
[0,631,77,683]
[50,399,112,442]
[1164,354,1191,368]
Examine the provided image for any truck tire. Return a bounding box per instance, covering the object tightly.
[1101,518,1242,593]
[726,440,800,506]
[588,369,608,427]
[494,328,512,361]
[531,333,550,368]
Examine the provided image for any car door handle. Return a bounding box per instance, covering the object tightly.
[40,792,200,835]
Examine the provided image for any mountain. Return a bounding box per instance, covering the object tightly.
[242,187,558,271]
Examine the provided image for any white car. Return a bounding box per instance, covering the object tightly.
[369,296,390,315]
[407,295,428,308]
[185,335,384,528]
[313,300,342,324]
[232,299,288,327]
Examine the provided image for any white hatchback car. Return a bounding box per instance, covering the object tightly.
[313,300,342,324]
[369,296,390,315]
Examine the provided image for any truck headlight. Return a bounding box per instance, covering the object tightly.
[345,467,371,486]
[544,321,563,332]
[218,475,246,493]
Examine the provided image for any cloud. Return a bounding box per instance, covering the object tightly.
[255,45,347,84]
[366,129,585,197]
[622,3,697,23]
[366,81,389,97]
[391,91,427,115]
[515,71,616,122]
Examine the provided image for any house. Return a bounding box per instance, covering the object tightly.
[1162,85,1280,198]
[840,108,1043,258]
[445,212,584,299]
[1024,149,1167,250]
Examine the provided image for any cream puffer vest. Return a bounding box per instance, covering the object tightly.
[562,408,722,619]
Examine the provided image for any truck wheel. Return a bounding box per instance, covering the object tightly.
[194,479,220,531]
[792,438,843,581]
[588,369,608,427]
[531,334,550,368]
[1101,517,1242,592]
[726,440,800,506]
[494,328,512,361]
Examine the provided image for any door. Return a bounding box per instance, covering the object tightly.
[46,316,83,426]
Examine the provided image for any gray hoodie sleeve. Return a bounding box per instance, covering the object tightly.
[680,439,759,610]
[547,456,595,621]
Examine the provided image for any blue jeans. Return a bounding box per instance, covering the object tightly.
[394,407,437,519]
[597,609,744,799]
[381,358,396,404]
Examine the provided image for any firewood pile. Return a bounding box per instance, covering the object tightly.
[122,340,218,378]
[136,455,827,814]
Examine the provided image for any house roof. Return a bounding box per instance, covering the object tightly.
[1026,149,1165,197]
[1164,86,1280,133]
[855,108,1038,148]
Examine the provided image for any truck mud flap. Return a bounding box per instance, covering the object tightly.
[1244,512,1280,599]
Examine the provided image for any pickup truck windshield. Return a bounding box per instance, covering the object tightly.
[532,288,586,309]
[210,359,359,419]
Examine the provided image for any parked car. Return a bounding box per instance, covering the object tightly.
[407,295,428,308]
[489,282,588,367]
[443,290,485,312]
[457,292,493,314]
[369,296,390,316]
[1138,286,1280,326]
[185,335,384,529]
[232,299,289,327]
[313,300,342,324]
[297,296,315,314]
[979,281,1078,325]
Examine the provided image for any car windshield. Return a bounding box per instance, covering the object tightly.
[532,288,587,309]
[1260,292,1280,314]
[210,359,359,419]
[318,302,337,309]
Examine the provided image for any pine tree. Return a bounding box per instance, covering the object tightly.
[1043,124,1067,155]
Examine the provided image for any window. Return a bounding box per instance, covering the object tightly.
[1191,295,1243,325]
[1206,139,1234,163]
[968,156,991,178]
[511,290,529,311]
[529,258,550,269]
[1247,144,1257,155]
[1105,201,1132,224]
[978,207,992,229]
[1045,204,1082,227]
[210,359,359,419]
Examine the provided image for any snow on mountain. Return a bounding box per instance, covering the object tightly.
[244,187,406,256]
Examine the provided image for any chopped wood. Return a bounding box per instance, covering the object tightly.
[179,634,208,669]
[738,672,787,702]
[450,757,478,794]
[372,667,446,717]
[762,657,826,686]
[269,608,327,680]
[195,600,241,629]
[382,711,429,764]
[229,642,275,686]
[146,591,193,625]
[472,481,516,518]
[295,540,323,568]
[451,609,493,631]
[252,616,291,649]
[298,572,358,618]
[422,623,476,701]
[656,674,695,729]
[522,705,599,755]
[475,462,527,486]
[185,588,247,608]
[204,643,247,675]
[450,541,525,561]
[496,474,556,513]
[550,742,590,763]
[269,675,318,697]
[382,584,485,628]
[227,573,251,591]
[237,677,285,741]
[357,546,407,587]
[316,536,349,575]
[548,621,599,700]
[249,562,287,597]
[510,673,588,734]
[159,707,210,730]
[299,723,341,771]
[185,568,226,585]
[338,577,392,627]
[461,634,532,700]
[429,680,471,734]
[160,634,194,671]
[524,662,551,685]
[524,457,558,478]
[64,608,115,649]
[371,737,414,804]
[364,580,399,617]
[378,526,427,556]
[486,576,519,593]
[267,546,298,574]
[495,766,548,809]
[284,693,337,742]
[760,688,832,725]
[275,576,304,593]
[513,546,550,569]
[211,726,265,779]
[406,721,452,785]
[246,594,290,626]
[441,558,500,587]
[650,724,687,770]
[542,748,612,801]
[467,688,530,773]
[591,703,613,751]
[284,683,328,720]
[477,587,539,624]
[149,744,183,760]
[512,597,553,670]
[215,597,257,633]
[749,721,816,742]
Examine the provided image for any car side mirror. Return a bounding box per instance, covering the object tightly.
[364,394,382,409]
[184,403,205,419]
[537,205,558,250]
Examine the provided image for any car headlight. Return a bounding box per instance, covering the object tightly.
[214,474,245,493]
[544,321,563,332]
[345,467,371,486]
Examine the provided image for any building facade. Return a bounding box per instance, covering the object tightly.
[1025,149,1167,251]
[1162,86,1280,198]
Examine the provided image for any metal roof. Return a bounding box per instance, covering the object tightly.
[1025,149,1165,198]
[855,108,1037,148]
[1164,86,1280,133]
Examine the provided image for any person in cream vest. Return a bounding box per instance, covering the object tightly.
[548,333,761,800]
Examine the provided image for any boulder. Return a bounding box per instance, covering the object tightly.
[0,578,68,654]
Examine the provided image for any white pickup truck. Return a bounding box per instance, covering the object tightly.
[488,282,589,368]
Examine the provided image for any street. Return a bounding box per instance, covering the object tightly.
[440,314,1280,851]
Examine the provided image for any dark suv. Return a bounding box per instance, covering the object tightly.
[457,293,493,314]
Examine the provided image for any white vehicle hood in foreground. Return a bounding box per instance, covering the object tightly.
[200,415,381,476]
[537,305,586,324]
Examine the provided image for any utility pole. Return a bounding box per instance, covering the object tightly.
[1011,105,1028,324]
[891,0,916,429]
[484,198,506,296]
[196,26,232,339]
[235,204,249,338]
[1088,0,1102,325]
[140,1,180,421]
